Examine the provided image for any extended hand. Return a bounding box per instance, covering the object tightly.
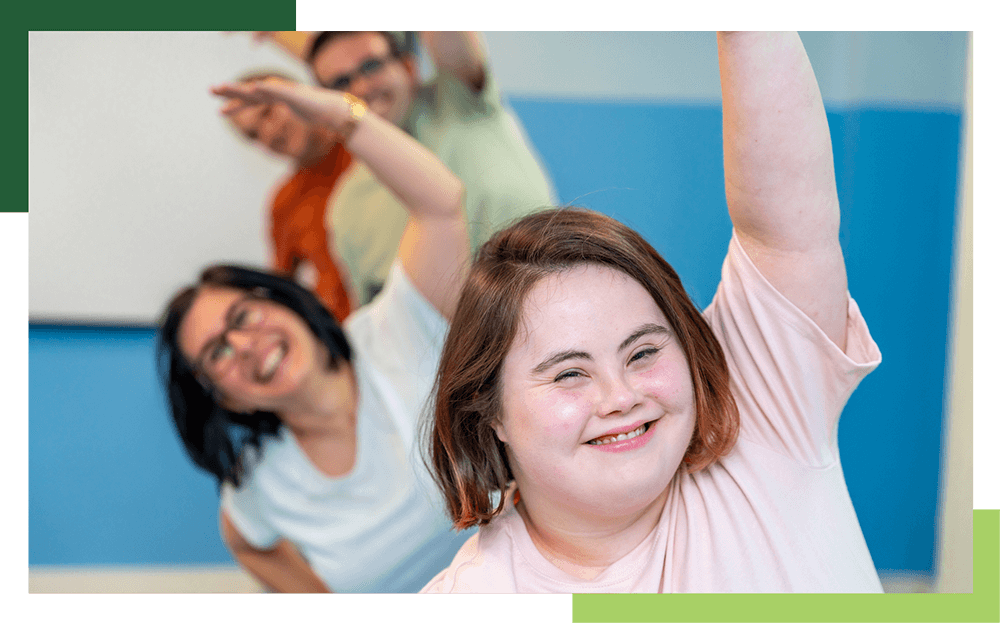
[211,80,347,128]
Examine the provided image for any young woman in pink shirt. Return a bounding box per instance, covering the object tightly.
[421,32,883,593]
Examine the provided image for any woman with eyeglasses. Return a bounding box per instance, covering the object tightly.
[158,78,471,592]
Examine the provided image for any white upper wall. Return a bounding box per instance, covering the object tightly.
[28,32,969,323]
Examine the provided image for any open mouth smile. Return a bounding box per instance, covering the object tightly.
[254,341,287,383]
[587,421,654,446]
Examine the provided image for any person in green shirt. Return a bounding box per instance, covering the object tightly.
[257,31,558,304]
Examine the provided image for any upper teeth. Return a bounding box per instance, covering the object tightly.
[259,345,284,379]
[588,423,649,445]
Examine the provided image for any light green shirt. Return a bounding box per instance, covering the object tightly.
[328,70,558,304]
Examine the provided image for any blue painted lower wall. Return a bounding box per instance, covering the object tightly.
[29,100,962,575]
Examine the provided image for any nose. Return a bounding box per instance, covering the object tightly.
[257,116,286,152]
[348,73,374,100]
[225,329,256,356]
[597,372,642,417]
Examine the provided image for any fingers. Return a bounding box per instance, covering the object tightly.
[219,98,251,117]
[210,80,330,126]
[211,82,258,100]
[211,82,275,117]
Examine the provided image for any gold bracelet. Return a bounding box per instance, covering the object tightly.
[333,92,367,144]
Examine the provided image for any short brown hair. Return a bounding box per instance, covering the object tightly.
[307,31,406,65]
[424,207,739,530]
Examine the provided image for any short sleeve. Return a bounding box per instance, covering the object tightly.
[220,477,280,549]
[358,261,449,367]
[704,233,882,466]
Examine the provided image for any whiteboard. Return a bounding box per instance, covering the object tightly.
[28,32,315,324]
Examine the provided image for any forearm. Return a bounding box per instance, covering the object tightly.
[419,32,486,91]
[213,80,464,221]
[717,31,840,250]
[211,79,469,316]
[231,538,331,593]
[343,101,464,222]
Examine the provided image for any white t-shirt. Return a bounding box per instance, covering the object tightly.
[221,262,471,593]
[421,234,883,593]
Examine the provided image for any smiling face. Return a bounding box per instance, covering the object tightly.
[177,285,329,413]
[495,264,697,520]
[311,32,418,126]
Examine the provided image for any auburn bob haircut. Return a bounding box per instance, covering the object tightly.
[424,208,739,529]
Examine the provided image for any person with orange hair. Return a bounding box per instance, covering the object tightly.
[223,71,354,321]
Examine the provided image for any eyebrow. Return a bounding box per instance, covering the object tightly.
[617,323,672,353]
[529,323,672,375]
[530,350,592,375]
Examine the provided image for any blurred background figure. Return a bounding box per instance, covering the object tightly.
[259,31,558,304]
[161,77,473,592]
[223,69,354,322]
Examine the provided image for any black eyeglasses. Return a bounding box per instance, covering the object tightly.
[193,291,269,384]
[324,55,394,92]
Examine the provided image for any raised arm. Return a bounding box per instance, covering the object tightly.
[211,79,469,320]
[717,32,848,351]
[419,32,487,93]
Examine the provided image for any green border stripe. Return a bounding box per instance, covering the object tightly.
[573,509,999,622]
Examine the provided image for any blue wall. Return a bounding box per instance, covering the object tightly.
[30,98,962,575]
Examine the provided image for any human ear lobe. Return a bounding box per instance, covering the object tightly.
[402,56,419,82]
[490,418,509,444]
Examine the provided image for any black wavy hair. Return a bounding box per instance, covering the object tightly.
[157,265,352,489]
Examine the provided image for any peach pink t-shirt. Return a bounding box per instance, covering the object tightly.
[421,234,883,593]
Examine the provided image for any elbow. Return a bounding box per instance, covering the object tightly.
[219,509,262,556]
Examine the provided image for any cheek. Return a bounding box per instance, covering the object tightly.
[507,386,593,443]
[635,356,696,405]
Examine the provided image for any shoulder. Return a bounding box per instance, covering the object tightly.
[420,504,524,593]
[706,233,880,368]
[704,233,881,464]
[346,262,447,346]
[345,263,448,407]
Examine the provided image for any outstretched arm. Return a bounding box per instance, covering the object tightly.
[211,79,469,320]
[419,32,487,93]
[717,32,848,351]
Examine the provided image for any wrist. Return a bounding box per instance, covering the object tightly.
[332,93,367,144]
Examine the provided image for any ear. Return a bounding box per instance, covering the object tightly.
[490,417,509,444]
[401,55,420,84]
